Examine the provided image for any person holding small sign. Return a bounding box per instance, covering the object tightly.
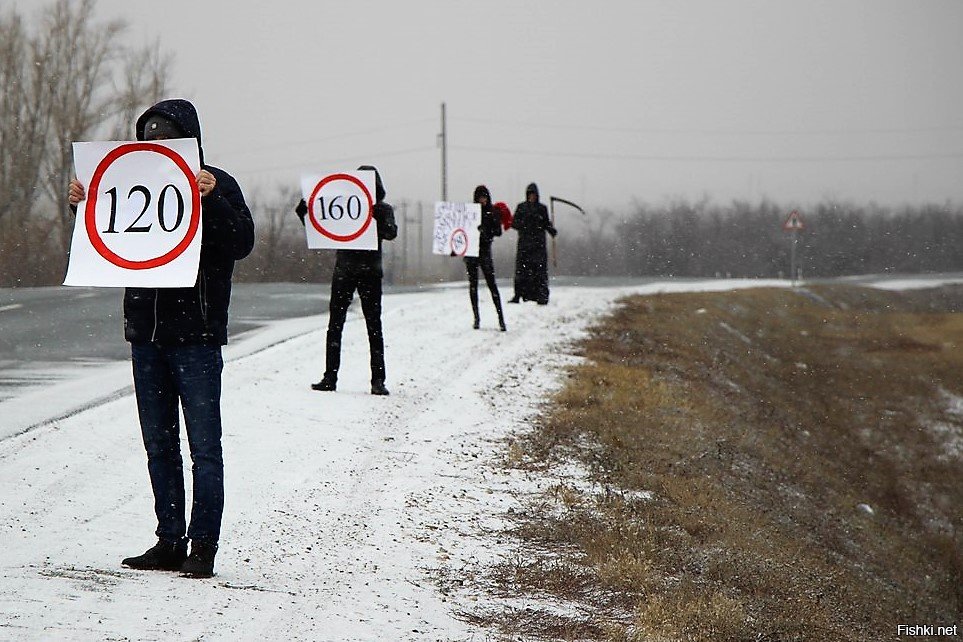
[509,183,557,305]
[68,99,255,578]
[465,185,506,331]
[295,165,397,395]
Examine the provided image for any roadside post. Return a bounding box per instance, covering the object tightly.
[782,209,805,286]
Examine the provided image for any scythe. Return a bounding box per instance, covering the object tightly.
[549,196,586,268]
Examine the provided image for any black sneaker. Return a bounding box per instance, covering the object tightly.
[180,541,218,578]
[122,538,187,571]
[370,380,390,396]
[311,374,337,391]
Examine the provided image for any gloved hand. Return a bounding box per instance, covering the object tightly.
[548,225,558,238]
[295,199,307,224]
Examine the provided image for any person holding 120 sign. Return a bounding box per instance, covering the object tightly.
[295,165,397,395]
[68,99,255,579]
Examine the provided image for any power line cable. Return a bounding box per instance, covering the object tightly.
[230,145,437,175]
[451,144,963,163]
[221,118,436,158]
[451,116,963,137]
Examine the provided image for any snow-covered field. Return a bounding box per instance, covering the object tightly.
[0,276,946,641]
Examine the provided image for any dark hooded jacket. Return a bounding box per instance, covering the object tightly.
[511,183,556,302]
[333,165,397,277]
[472,185,502,251]
[123,99,255,346]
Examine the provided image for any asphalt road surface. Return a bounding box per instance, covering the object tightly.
[3,273,956,404]
[0,282,326,400]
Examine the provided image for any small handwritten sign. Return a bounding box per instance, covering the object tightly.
[432,202,481,257]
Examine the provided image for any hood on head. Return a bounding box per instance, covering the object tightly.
[357,164,386,202]
[526,183,539,202]
[136,99,204,163]
[473,185,491,204]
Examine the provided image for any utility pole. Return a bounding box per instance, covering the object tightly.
[417,201,424,282]
[439,102,447,201]
[399,200,408,283]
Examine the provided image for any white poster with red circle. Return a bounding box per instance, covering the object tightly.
[300,171,378,250]
[432,202,481,258]
[64,139,202,287]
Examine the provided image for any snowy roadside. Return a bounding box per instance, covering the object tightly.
[3,275,939,641]
[0,283,633,641]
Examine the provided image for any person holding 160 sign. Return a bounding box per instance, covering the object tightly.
[68,99,255,579]
[295,165,397,395]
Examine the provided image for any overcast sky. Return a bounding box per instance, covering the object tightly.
[74,1,963,209]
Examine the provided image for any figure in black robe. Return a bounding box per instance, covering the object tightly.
[509,183,557,305]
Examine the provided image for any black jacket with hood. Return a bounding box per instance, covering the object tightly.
[472,185,502,251]
[123,99,255,346]
[511,183,554,258]
[332,165,397,278]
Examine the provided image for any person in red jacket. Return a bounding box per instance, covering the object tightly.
[465,185,506,331]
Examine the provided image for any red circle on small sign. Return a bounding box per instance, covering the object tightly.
[84,143,201,270]
[307,173,375,242]
[450,227,469,257]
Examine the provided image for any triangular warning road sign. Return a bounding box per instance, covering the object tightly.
[783,210,805,231]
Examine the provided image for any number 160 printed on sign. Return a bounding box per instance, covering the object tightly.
[64,139,202,287]
[300,171,378,251]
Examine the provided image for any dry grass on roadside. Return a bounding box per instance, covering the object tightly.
[477,285,963,641]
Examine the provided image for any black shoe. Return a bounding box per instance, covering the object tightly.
[371,380,390,396]
[180,541,218,578]
[311,374,337,391]
[499,320,507,332]
[508,297,520,304]
[472,318,480,330]
[122,538,187,571]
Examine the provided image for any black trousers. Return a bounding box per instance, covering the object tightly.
[465,250,504,324]
[325,270,385,382]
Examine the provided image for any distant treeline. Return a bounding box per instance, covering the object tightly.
[551,199,963,280]
[226,196,963,285]
[4,195,963,287]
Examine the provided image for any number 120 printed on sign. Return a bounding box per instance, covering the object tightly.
[300,171,378,251]
[64,139,202,287]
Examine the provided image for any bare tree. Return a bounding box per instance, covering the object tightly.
[36,0,125,254]
[239,186,300,281]
[0,0,175,285]
[0,9,49,225]
[108,38,172,140]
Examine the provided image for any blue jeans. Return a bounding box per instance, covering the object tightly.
[131,342,224,544]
